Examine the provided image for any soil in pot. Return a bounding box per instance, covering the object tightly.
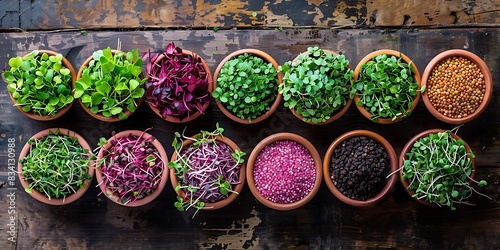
[329,136,390,201]
[253,140,316,204]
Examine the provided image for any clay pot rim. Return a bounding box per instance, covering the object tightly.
[323,130,398,206]
[213,48,283,124]
[246,132,323,210]
[353,49,422,124]
[5,50,76,121]
[287,49,353,125]
[75,49,144,122]
[421,49,493,124]
[147,50,213,123]
[17,128,94,205]
[398,128,476,207]
[169,134,245,210]
[95,130,169,207]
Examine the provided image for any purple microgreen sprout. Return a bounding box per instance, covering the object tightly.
[97,129,165,205]
[169,123,245,218]
[144,42,210,121]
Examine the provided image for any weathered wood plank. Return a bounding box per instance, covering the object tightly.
[368,0,500,27]
[2,0,500,30]
[0,29,499,249]
[0,0,19,28]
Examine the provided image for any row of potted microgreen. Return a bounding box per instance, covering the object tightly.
[4,46,491,125]
[18,125,490,216]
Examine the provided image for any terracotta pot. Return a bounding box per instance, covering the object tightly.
[353,49,422,124]
[147,50,213,123]
[399,129,476,207]
[96,130,169,207]
[246,132,322,210]
[421,49,493,124]
[213,48,283,124]
[76,50,144,122]
[4,50,76,121]
[323,130,398,206]
[170,135,245,210]
[285,49,352,125]
[17,128,94,205]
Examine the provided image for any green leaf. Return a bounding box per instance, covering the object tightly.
[110,107,123,115]
[9,57,23,68]
[129,79,140,90]
[131,87,145,99]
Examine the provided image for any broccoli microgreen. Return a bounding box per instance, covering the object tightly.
[279,46,353,124]
[392,127,491,210]
[351,53,422,122]
[212,53,278,121]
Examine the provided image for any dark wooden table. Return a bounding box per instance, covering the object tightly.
[0,28,498,250]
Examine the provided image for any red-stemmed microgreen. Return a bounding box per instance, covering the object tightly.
[96,129,165,205]
[169,123,245,217]
[20,129,93,202]
[144,42,210,121]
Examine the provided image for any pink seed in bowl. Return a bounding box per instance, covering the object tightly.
[253,140,315,203]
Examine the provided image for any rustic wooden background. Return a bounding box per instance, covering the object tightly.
[1,0,500,30]
[0,1,499,249]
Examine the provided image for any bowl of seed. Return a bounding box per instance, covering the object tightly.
[323,130,398,206]
[247,132,323,210]
[421,49,493,124]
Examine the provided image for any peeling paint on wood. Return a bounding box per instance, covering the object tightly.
[0,29,498,249]
[2,0,500,30]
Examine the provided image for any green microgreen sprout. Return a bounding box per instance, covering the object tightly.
[351,53,422,122]
[169,123,245,218]
[388,127,491,210]
[4,50,74,116]
[279,46,353,124]
[74,41,146,120]
[212,53,278,121]
[19,129,94,202]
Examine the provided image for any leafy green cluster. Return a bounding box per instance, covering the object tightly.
[351,53,420,122]
[4,51,74,116]
[279,46,353,124]
[212,53,278,121]
[20,129,93,201]
[74,48,145,120]
[402,130,488,210]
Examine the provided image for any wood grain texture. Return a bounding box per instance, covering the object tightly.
[1,0,500,30]
[0,29,498,249]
